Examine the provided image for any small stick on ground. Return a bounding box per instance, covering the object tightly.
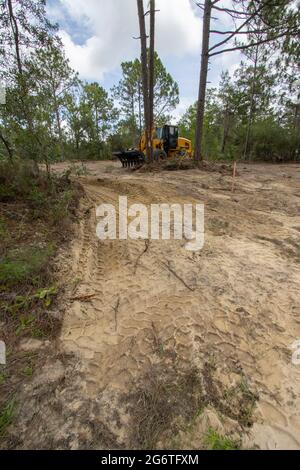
[113,296,120,332]
[161,261,195,292]
[231,161,237,193]
[151,321,163,354]
[151,321,159,349]
[134,240,150,274]
[70,293,96,302]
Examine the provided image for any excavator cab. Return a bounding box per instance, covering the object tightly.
[156,125,179,152]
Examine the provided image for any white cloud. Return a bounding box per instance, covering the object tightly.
[219,49,241,76]
[155,0,201,57]
[58,31,108,81]
[50,0,202,81]
[173,96,195,122]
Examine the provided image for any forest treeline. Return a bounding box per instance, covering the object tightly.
[0,0,299,165]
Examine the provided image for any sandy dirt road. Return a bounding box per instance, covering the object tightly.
[8,161,300,450]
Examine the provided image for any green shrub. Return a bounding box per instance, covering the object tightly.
[0,245,54,287]
[51,189,74,224]
[0,159,38,202]
[0,372,7,385]
[0,217,7,239]
[0,159,77,224]
[205,429,240,450]
[0,398,16,438]
[28,187,49,211]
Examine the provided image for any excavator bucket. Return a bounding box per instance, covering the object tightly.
[113,150,145,168]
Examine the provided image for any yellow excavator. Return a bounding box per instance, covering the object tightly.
[114,125,193,168]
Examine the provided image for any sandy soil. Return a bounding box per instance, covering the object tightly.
[7,161,300,450]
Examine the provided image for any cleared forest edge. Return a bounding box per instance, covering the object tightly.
[3,161,300,450]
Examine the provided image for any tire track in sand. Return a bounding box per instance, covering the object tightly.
[61,173,300,449]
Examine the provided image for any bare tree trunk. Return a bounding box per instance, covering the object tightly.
[136,0,151,163]
[95,105,99,138]
[53,94,64,160]
[243,44,259,161]
[75,134,79,152]
[4,1,32,164]
[56,110,64,160]
[293,102,300,161]
[149,0,155,159]
[221,108,230,155]
[194,0,212,163]
[138,80,142,138]
[7,0,38,164]
[130,91,137,145]
[7,0,22,75]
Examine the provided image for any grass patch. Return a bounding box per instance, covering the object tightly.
[0,217,8,239]
[126,355,258,450]
[0,245,54,287]
[22,365,34,377]
[127,364,203,450]
[205,429,240,450]
[0,372,7,385]
[201,362,258,428]
[0,159,81,226]
[62,162,89,177]
[0,398,17,438]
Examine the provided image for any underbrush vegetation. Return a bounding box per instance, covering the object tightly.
[204,429,240,450]
[0,159,82,442]
[0,159,78,224]
[0,397,16,439]
[127,355,258,450]
[0,245,54,287]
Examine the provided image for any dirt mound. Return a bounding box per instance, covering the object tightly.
[138,158,234,174]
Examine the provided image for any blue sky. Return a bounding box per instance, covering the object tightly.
[47,0,241,120]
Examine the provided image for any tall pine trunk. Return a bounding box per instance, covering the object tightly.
[149,0,155,157]
[8,0,39,165]
[7,0,22,75]
[243,44,259,161]
[53,94,64,160]
[136,0,151,162]
[138,80,142,138]
[221,107,230,156]
[194,0,212,163]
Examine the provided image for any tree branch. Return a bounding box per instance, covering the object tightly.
[212,5,252,17]
[209,29,298,57]
[208,0,279,54]
[208,4,266,53]
[210,29,271,35]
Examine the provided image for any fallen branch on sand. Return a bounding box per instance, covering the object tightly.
[231,161,237,193]
[113,296,120,332]
[133,240,150,274]
[70,293,96,302]
[161,261,195,292]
